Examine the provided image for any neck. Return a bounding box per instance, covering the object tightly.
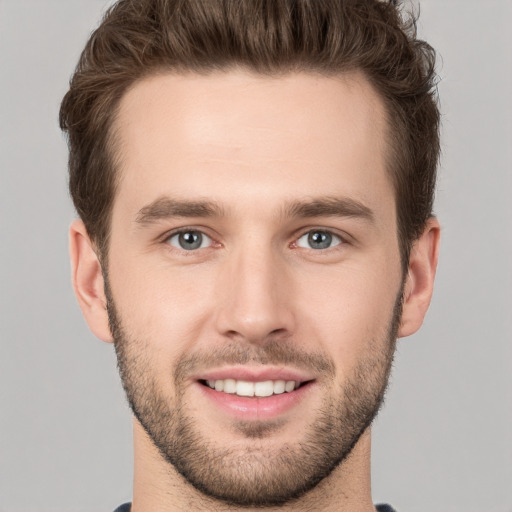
[131,419,376,512]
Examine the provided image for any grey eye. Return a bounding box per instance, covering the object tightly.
[168,230,211,250]
[296,230,342,250]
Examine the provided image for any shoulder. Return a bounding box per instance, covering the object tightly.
[112,504,131,512]
[375,505,398,512]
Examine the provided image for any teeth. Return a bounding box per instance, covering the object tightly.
[273,380,286,394]
[254,381,273,397]
[285,380,295,392]
[223,378,237,394]
[205,379,300,397]
[236,381,254,397]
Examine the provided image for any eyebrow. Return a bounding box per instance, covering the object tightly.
[135,197,225,224]
[284,197,375,223]
[135,195,374,225]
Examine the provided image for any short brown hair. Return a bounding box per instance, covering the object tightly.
[60,0,440,266]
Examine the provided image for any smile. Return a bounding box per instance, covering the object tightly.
[195,367,316,420]
[203,379,300,397]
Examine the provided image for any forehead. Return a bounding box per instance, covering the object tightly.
[112,70,394,219]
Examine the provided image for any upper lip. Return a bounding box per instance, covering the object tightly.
[194,365,316,384]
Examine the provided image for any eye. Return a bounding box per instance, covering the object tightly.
[296,230,343,250]
[167,230,212,251]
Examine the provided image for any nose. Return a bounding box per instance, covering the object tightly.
[214,243,296,345]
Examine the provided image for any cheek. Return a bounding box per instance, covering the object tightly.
[294,261,401,369]
[108,257,218,352]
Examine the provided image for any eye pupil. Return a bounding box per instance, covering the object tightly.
[179,231,202,250]
[308,231,332,249]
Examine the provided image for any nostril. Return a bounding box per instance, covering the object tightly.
[269,328,289,337]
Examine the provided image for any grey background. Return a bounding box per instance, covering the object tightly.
[0,1,510,511]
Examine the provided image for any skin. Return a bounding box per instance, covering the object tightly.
[70,70,440,511]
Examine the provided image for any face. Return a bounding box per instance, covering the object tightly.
[106,71,404,506]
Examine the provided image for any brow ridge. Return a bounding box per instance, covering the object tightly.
[136,197,224,224]
[135,195,374,225]
[284,196,374,222]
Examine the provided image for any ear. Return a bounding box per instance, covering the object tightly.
[398,217,441,338]
[69,220,113,343]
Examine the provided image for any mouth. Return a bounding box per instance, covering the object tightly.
[199,378,308,397]
[195,369,316,422]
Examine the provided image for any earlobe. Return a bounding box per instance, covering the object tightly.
[398,217,441,338]
[69,220,113,343]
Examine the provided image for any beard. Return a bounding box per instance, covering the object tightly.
[106,279,402,508]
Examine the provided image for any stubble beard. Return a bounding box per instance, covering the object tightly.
[106,279,402,508]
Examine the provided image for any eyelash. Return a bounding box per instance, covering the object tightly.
[293,229,344,251]
[163,227,217,253]
[161,227,349,253]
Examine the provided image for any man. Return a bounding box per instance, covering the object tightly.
[60,0,440,510]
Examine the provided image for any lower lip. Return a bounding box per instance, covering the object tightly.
[197,382,314,421]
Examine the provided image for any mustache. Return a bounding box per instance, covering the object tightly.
[174,340,336,382]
